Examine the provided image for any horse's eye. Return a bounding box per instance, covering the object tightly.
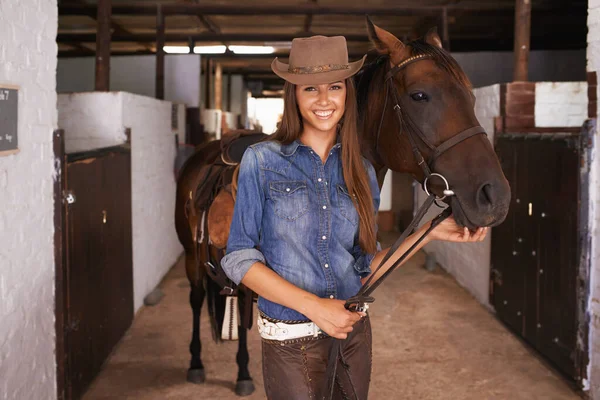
[410,92,428,102]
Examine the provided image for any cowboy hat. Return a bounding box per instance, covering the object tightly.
[271,36,366,85]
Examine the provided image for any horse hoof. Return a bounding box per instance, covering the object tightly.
[186,368,206,384]
[235,379,255,396]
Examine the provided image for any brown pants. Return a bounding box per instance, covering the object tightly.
[261,317,372,400]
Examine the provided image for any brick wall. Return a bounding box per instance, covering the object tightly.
[0,0,58,399]
[58,92,182,313]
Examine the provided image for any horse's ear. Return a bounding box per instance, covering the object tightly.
[425,27,443,49]
[365,16,406,64]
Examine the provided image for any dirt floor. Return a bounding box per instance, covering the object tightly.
[84,242,580,400]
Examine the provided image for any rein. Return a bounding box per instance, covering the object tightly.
[324,53,487,400]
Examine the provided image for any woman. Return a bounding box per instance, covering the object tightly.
[222,35,487,399]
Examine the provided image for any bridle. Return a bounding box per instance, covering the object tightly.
[324,53,488,400]
[375,53,487,203]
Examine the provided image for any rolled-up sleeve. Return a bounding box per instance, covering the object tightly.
[352,161,382,277]
[221,147,266,285]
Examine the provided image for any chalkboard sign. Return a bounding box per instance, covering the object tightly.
[0,84,19,156]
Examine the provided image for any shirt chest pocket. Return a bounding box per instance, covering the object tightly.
[269,180,309,221]
[337,184,359,226]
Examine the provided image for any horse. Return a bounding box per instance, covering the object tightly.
[174,20,511,398]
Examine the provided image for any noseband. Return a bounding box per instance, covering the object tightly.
[324,53,488,400]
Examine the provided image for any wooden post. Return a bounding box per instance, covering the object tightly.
[513,0,531,81]
[156,5,165,99]
[441,7,450,51]
[215,63,223,110]
[226,74,232,112]
[204,57,212,109]
[95,0,111,91]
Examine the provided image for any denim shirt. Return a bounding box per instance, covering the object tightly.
[221,139,381,321]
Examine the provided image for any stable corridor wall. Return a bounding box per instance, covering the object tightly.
[58,92,183,312]
[0,0,58,398]
[586,1,600,397]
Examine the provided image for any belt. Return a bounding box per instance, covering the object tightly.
[257,314,322,341]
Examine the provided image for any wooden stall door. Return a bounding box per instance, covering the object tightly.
[64,149,133,399]
[491,134,581,381]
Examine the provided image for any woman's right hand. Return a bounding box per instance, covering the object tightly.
[304,298,364,339]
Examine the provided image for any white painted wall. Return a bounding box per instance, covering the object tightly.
[57,55,202,107]
[57,92,126,153]
[58,92,183,312]
[0,0,58,399]
[535,82,588,127]
[586,1,600,396]
[174,103,186,144]
[379,170,393,212]
[121,92,182,312]
[416,84,500,306]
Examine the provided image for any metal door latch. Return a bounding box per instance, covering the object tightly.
[63,190,76,205]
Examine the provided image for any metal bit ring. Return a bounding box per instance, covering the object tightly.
[423,172,455,201]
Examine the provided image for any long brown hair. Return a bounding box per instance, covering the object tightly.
[271,80,377,254]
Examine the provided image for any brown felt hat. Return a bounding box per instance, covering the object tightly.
[271,36,366,85]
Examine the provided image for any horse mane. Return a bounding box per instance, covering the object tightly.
[355,39,473,123]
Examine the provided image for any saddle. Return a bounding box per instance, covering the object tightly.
[206,131,267,248]
[186,131,267,334]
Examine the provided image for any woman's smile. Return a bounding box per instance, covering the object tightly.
[313,109,335,119]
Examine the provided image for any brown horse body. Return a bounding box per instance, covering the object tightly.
[174,22,510,397]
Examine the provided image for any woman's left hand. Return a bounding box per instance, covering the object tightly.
[428,215,488,243]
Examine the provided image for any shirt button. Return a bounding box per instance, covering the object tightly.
[329,295,334,299]
[318,178,322,182]
[324,263,329,268]
[322,205,327,210]
[322,235,327,240]
[286,188,290,192]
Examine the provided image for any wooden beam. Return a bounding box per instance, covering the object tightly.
[441,7,450,50]
[59,3,521,16]
[513,0,531,81]
[215,63,223,110]
[226,74,232,112]
[70,43,94,55]
[204,57,212,109]
[95,0,111,91]
[58,32,369,43]
[156,5,165,99]
[198,15,221,33]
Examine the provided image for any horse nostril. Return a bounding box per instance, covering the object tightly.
[478,183,495,207]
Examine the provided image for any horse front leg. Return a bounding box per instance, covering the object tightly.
[234,290,255,396]
[186,251,207,384]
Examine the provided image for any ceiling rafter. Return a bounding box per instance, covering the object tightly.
[59,3,524,17]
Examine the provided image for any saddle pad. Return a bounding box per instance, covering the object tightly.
[207,187,235,249]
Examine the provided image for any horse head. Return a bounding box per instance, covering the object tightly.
[357,19,510,229]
